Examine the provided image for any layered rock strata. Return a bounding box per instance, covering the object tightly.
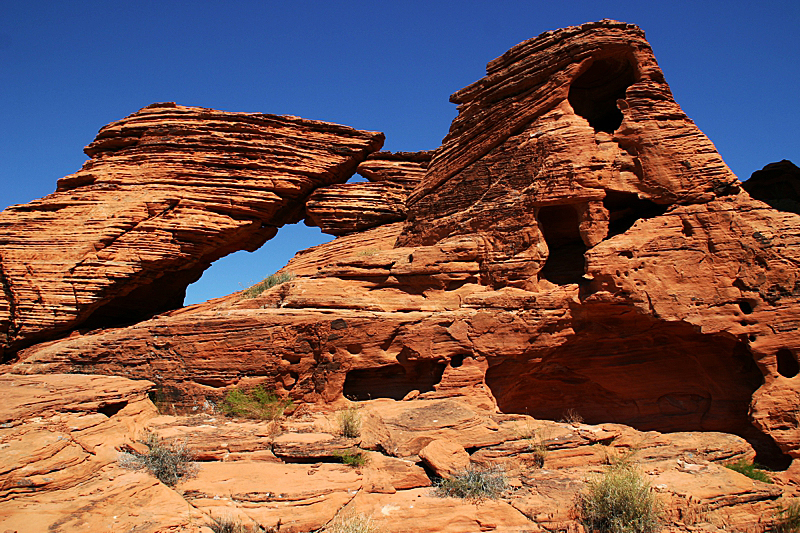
[304,151,431,235]
[8,18,800,482]
[2,374,795,532]
[0,103,383,358]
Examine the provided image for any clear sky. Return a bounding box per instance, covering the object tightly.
[2,1,798,305]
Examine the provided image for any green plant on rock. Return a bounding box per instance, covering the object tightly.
[724,458,772,483]
[575,462,662,533]
[221,385,292,420]
[118,431,197,486]
[434,465,508,501]
[775,500,800,533]
[337,406,362,438]
[241,271,294,299]
[334,448,367,467]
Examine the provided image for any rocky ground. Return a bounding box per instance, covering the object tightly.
[2,373,797,532]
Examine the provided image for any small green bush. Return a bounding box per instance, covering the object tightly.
[118,431,196,486]
[775,500,800,533]
[575,462,662,533]
[241,271,294,299]
[434,466,508,501]
[338,407,362,438]
[724,458,772,483]
[221,385,292,420]
[334,448,367,467]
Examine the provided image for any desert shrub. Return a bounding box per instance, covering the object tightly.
[207,515,249,533]
[324,512,380,533]
[724,458,772,483]
[516,422,548,468]
[338,407,361,438]
[575,462,662,533]
[221,385,292,420]
[434,465,508,501]
[562,408,584,425]
[118,431,196,486]
[775,500,800,533]
[334,448,368,467]
[241,271,294,299]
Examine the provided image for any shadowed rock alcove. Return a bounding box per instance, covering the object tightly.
[568,55,637,133]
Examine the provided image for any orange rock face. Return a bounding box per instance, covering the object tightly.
[6,20,800,522]
[0,102,383,357]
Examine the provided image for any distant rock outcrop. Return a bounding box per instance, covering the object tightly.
[7,19,800,502]
[742,159,800,214]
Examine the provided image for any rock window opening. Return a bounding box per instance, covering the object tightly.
[342,359,446,401]
[536,205,587,285]
[777,348,799,378]
[568,56,637,134]
[603,191,668,238]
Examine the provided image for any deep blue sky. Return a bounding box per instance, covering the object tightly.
[2,1,798,305]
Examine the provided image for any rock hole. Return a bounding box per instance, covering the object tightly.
[346,344,363,355]
[342,360,446,401]
[681,219,694,237]
[484,317,791,468]
[183,222,333,305]
[568,56,637,134]
[738,301,754,315]
[603,191,667,238]
[450,354,465,368]
[536,205,587,285]
[777,348,799,378]
[98,401,127,417]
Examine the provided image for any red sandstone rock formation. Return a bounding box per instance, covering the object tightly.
[2,373,793,532]
[305,151,431,235]
[6,20,800,518]
[0,103,383,358]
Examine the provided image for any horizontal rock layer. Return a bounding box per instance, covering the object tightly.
[305,182,408,235]
[0,103,383,357]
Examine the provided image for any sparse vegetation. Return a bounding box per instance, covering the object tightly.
[323,512,380,533]
[562,408,584,425]
[207,515,249,533]
[241,271,294,299]
[516,422,548,468]
[575,461,662,533]
[221,385,292,420]
[434,465,508,501]
[334,448,368,467]
[355,248,379,257]
[724,458,772,483]
[118,431,196,486]
[337,406,362,438]
[775,500,800,533]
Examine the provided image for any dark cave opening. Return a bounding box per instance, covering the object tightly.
[536,204,587,285]
[98,401,128,417]
[777,348,799,378]
[603,191,668,238]
[484,309,792,469]
[568,56,637,134]
[342,359,446,401]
